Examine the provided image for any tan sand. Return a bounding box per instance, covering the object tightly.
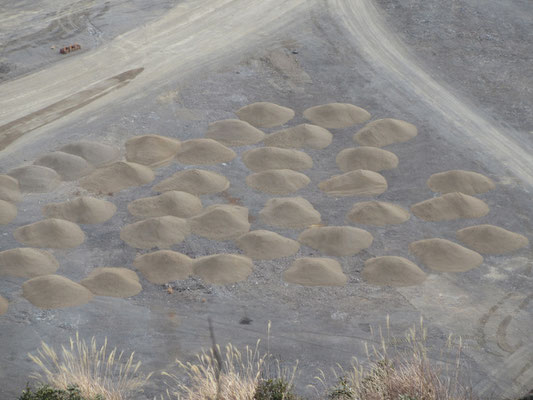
[80,161,155,194]
[206,119,265,146]
[42,197,116,224]
[299,226,373,256]
[457,225,529,255]
[409,238,483,272]
[264,124,332,149]
[347,201,410,226]
[175,139,236,165]
[0,248,59,278]
[336,147,399,172]
[0,199,17,225]
[22,275,93,309]
[14,219,85,249]
[260,197,321,228]
[80,267,142,298]
[8,165,61,193]
[242,147,313,172]
[190,204,250,240]
[0,175,22,203]
[193,254,253,285]
[354,118,418,147]
[133,250,193,284]
[283,257,347,286]
[319,170,388,197]
[411,192,489,222]
[236,230,300,260]
[125,135,181,167]
[60,141,120,166]
[120,216,189,249]
[0,295,7,315]
[246,169,310,195]
[34,151,93,181]
[235,102,294,128]
[152,169,230,195]
[427,170,496,195]
[303,103,371,129]
[362,256,427,286]
[128,191,202,218]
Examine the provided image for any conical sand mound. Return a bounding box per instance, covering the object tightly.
[354,118,418,147]
[22,275,93,309]
[80,161,155,194]
[347,201,410,226]
[242,147,313,172]
[206,119,265,146]
[283,258,347,286]
[0,175,22,203]
[303,103,371,129]
[362,256,427,287]
[319,170,387,197]
[299,226,373,256]
[153,169,229,195]
[133,250,193,284]
[60,141,120,166]
[336,147,398,172]
[175,139,236,165]
[409,238,483,272]
[236,102,294,128]
[427,170,495,195]
[8,165,61,193]
[246,169,310,195]
[260,197,321,228]
[236,230,300,260]
[128,191,202,218]
[264,124,332,149]
[125,135,180,167]
[411,192,489,222]
[34,151,93,181]
[42,197,116,224]
[0,248,59,278]
[14,219,85,248]
[0,295,7,315]
[80,267,142,298]
[0,199,17,225]
[193,254,253,285]
[120,216,189,249]
[190,204,250,240]
[457,225,529,255]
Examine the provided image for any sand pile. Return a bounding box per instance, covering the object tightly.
[354,118,418,147]
[236,230,300,260]
[80,161,155,194]
[411,192,489,222]
[14,219,85,248]
[190,204,250,240]
[42,197,116,224]
[0,248,59,278]
[175,139,236,165]
[260,197,321,228]
[128,191,202,218]
[22,275,93,309]
[60,141,120,166]
[34,152,93,181]
[193,254,253,285]
[242,147,313,172]
[125,135,181,167]
[153,169,229,195]
[0,199,17,225]
[362,256,427,286]
[246,169,310,195]
[0,175,22,203]
[303,103,371,129]
[319,170,388,197]
[299,226,373,256]
[8,165,61,193]
[264,124,332,149]
[409,238,483,272]
[336,147,399,172]
[427,170,495,195]
[235,102,294,128]
[0,295,7,315]
[283,258,347,286]
[80,267,142,298]
[206,119,265,146]
[133,250,193,284]
[120,216,189,249]
[457,225,529,255]
[347,201,410,226]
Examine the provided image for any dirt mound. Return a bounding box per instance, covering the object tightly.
[60,141,120,166]
[133,250,193,284]
[206,119,265,146]
[347,201,410,226]
[80,161,155,194]
[260,197,321,228]
[319,170,387,197]
[264,124,332,149]
[299,226,373,256]
[0,295,7,315]
[411,192,489,222]
[457,225,529,255]
[362,256,427,287]
[190,204,250,240]
[409,238,483,272]
[427,170,495,195]
[128,191,202,218]
[8,165,61,193]
[354,118,418,147]
[14,219,85,248]
[246,169,310,195]
[125,135,181,167]
[34,151,93,181]
[176,139,236,165]
[193,254,253,285]
[120,216,189,249]
[153,169,229,195]
[22,275,93,309]
[235,102,294,128]
[42,197,116,224]
[80,267,142,298]
[283,257,347,286]
[0,248,59,278]
[336,147,398,172]
[303,103,371,129]
[242,147,313,172]
[0,175,22,203]
[236,230,300,260]
[0,199,17,225]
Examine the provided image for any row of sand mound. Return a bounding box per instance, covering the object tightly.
[22,275,93,309]
[0,175,22,203]
[190,204,250,240]
[319,170,388,197]
[362,256,427,286]
[80,161,155,194]
[259,197,321,228]
[236,102,295,128]
[176,139,236,165]
[80,267,142,298]
[8,165,60,193]
[336,147,398,172]
[153,169,229,195]
[264,124,332,149]
[0,295,8,315]
[42,197,116,224]
[298,226,373,256]
[427,170,495,195]
[34,152,93,181]
[60,141,120,166]
[14,219,85,249]
[347,201,410,226]
[0,199,17,225]
[411,192,489,221]
[0,248,59,278]
[133,250,193,284]
[303,103,371,129]
[246,169,310,195]
[120,216,189,249]
[128,191,202,218]
[354,118,417,147]
[457,225,529,255]
[283,257,347,286]
[236,230,300,260]
[206,119,265,146]
[243,147,312,172]
[409,238,483,272]
[125,135,181,168]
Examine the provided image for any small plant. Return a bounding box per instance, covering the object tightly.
[328,377,355,399]
[19,384,103,400]
[254,378,299,400]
